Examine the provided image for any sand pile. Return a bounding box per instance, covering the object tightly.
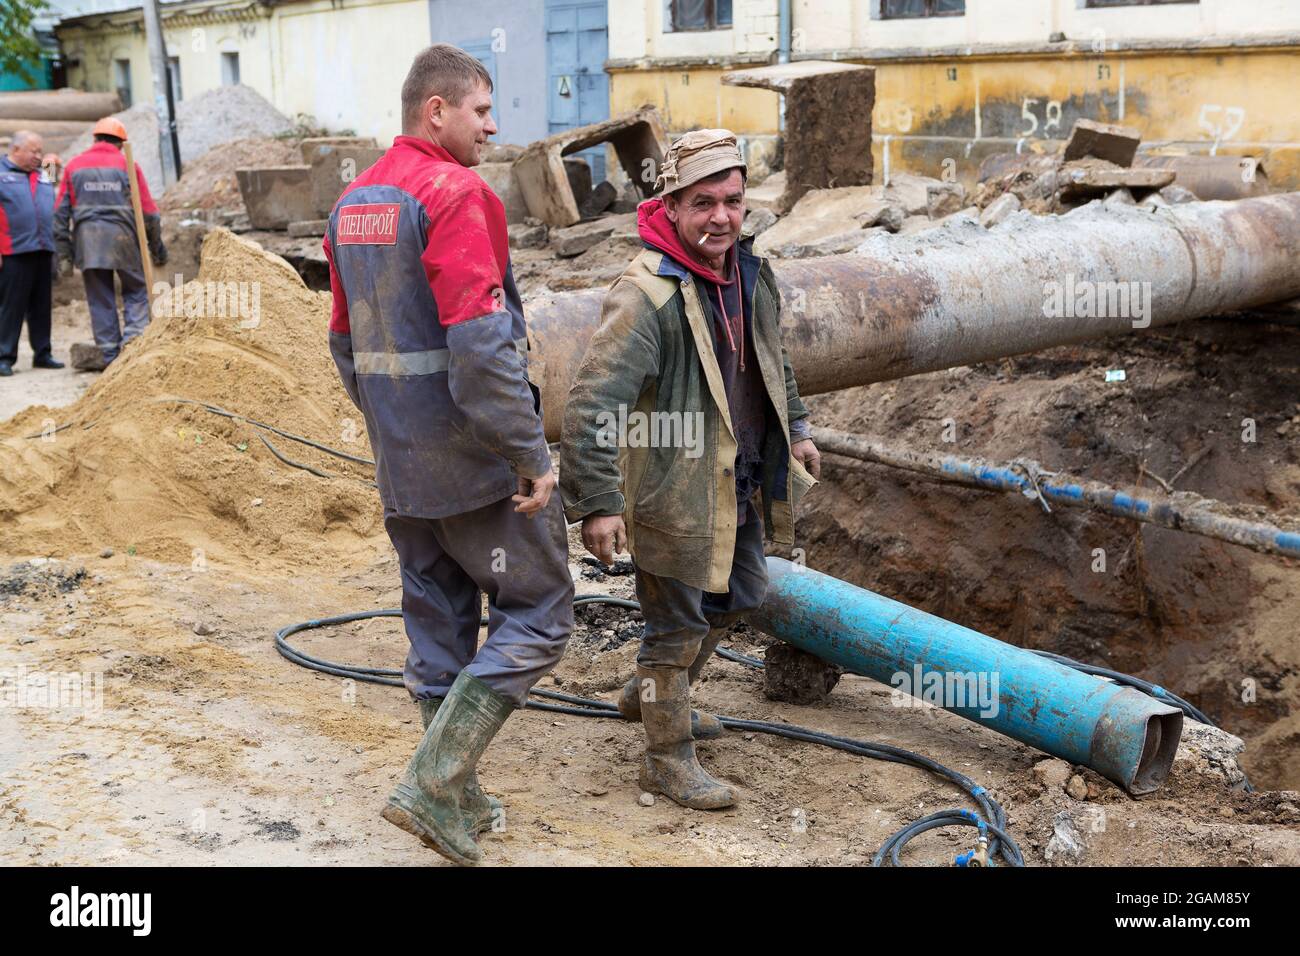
[65,85,294,195]
[0,229,383,569]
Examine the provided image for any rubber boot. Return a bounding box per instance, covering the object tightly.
[418,697,503,835]
[382,671,512,865]
[637,664,736,810]
[618,629,726,739]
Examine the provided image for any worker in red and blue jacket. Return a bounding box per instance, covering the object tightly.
[54,117,167,371]
[324,44,572,866]
[0,130,62,376]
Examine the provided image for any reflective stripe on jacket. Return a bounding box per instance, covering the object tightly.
[324,136,549,519]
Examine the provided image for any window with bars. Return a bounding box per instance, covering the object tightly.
[880,0,965,18]
[671,0,734,32]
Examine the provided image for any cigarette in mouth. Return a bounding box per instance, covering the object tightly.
[697,233,711,246]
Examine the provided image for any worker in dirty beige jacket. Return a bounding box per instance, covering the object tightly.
[560,129,821,810]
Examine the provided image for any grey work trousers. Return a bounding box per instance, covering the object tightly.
[633,502,769,669]
[83,267,149,362]
[384,493,573,708]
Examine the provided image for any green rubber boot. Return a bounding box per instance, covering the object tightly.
[618,629,726,739]
[418,698,504,835]
[636,664,737,810]
[382,672,513,865]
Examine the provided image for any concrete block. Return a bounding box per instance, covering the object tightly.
[515,108,668,227]
[723,60,875,213]
[1062,119,1141,167]
[550,213,636,257]
[883,172,943,217]
[309,145,386,219]
[300,136,379,167]
[926,181,966,219]
[979,192,1021,227]
[1059,161,1175,200]
[288,219,329,238]
[508,220,548,250]
[236,166,315,230]
[473,162,529,223]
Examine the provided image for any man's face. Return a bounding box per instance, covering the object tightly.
[428,81,497,167]
[664,168,745,261]
[9,135,44,172]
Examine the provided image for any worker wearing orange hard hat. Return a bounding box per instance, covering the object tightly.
[53,115,167,371]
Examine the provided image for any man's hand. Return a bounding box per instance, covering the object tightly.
[791,438,822,479]
[582,514,627,566]
[512,469,558,518]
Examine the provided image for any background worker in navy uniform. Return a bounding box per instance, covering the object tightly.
[0,130,62,376]
[54,117,167,371]
[324,44,573,866]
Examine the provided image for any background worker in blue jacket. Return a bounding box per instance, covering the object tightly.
[0,130,63,376]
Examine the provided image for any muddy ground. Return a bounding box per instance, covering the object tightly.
[1,226,1297,867]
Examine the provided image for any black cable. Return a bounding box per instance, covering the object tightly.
[275,599,1025,866]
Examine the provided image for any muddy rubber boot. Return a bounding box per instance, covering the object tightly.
[617,629,726,739]
[418,697,503,835]
[382,672,512,865]
[637,664,736,810]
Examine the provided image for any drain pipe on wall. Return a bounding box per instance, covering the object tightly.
[777,0,792,132]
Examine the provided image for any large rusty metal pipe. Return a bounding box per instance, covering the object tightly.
[527,193,1300,440]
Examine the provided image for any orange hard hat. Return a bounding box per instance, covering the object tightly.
[92,117,128,141]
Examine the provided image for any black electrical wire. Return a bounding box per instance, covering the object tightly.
[275,597,1025,866]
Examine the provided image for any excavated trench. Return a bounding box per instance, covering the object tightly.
[795,313,1300,790]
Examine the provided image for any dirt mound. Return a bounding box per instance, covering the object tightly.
[65,85,294,194]
[802,317,1300,789]
[0,229,382,570]
[161,137,302,213]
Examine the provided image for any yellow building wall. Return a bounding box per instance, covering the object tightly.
[60,17,274,113]
[270,0,431,143]
[610,0,1300,191]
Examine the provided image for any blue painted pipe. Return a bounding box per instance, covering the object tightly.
[749,558,1183,795]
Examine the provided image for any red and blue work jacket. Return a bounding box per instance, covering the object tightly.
[324,136,550,518]
[54,141,160,271]
[0,155,55,255]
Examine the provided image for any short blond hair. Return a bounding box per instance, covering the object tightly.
[401,44,493,132]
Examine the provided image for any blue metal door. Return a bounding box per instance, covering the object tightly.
[546,0,609,181]
[459,38,499,98]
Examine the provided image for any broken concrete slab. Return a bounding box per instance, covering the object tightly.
[308,145,385,219]
[551,212,636,258]
[508,220,548,250]
[1058,161,1175,200]
[760,225,888,260]
[883,172,942,217]
[300,136,379,167]
[979,192,1021,227]
[473,161,529,223]
[580,180,618,219]
[287,219,328,238]
[926,181,966,219]
[745,170,787,213]
[742,207,778,238]
[514,107,667,227]
[237,166,316,230]
[755,217,866,258]
[722,60,875,215]
[482,142,526,163]
[1062,118,1141,167]
[1159,184,1198,204]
